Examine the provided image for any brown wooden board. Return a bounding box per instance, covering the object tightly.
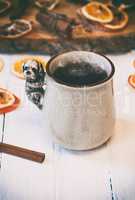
[0,2,135,55]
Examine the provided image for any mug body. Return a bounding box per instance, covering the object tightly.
[44,51,115,150]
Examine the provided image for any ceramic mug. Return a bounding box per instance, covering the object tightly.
[43,51,115,150]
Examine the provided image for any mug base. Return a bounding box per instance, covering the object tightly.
[52,134,113,151]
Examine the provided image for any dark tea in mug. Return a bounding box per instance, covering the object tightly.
[51,62,108,87]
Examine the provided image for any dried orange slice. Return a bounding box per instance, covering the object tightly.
[128,74,135,89]
[2,95,20,114]
[0,19,32,39]
[0,93,20,114]
[0,88,15,109]
[103,6,128,30]
[81,1,113,23]
[0,58,4,72]
[12,56,47,79]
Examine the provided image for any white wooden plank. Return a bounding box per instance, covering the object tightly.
[0,115,4,165]
[52,143,114,200]
[0,55,12,199]
[106,119,135,200]
[106,51,135,200]
[0,54,13,141]
[0,51,135,200]
[108,51,135,120]
[0,55,55,200]
[0,55,113,200]
[0,55,11,88]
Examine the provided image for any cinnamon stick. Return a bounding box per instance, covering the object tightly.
[0,143,45,163]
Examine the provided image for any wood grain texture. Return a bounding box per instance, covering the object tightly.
[0,54,113,200]
[0,52,135,199]
[0,55,55,200]
[0,2,134,55]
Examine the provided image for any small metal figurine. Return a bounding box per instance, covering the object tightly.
[23,59,46,110]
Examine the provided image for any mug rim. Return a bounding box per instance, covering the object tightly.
[46,51,115,88]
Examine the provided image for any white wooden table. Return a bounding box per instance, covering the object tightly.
[0,51,135,200]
